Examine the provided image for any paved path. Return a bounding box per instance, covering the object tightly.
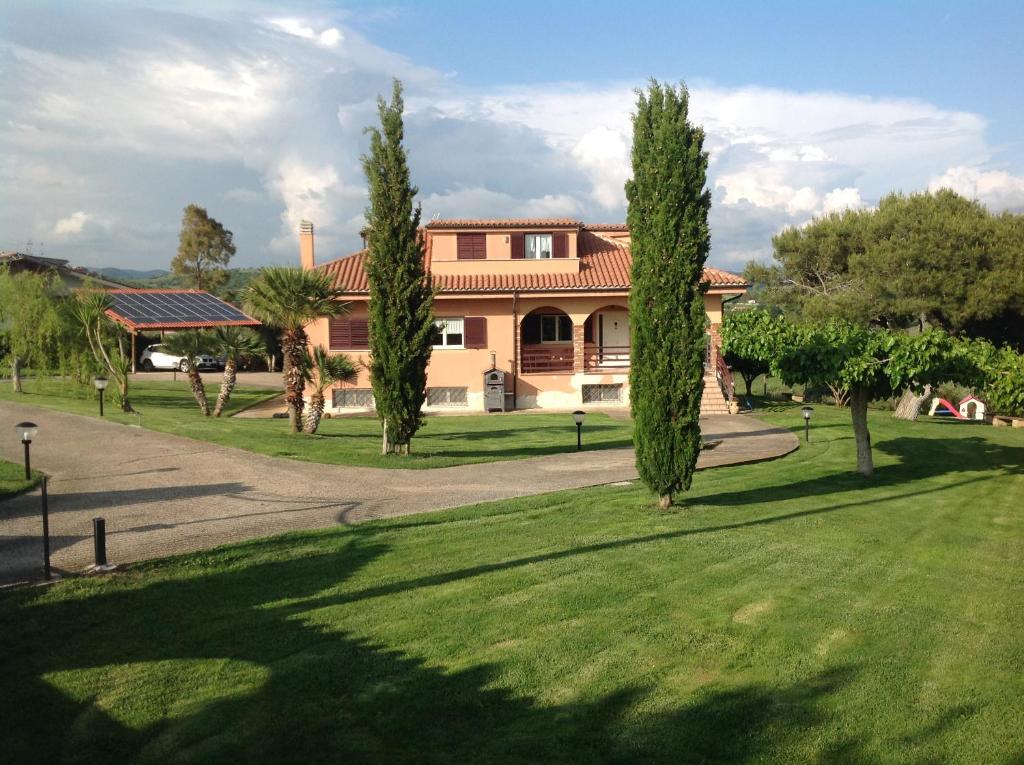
[0,403,796,585]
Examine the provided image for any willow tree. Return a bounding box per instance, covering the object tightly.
[626,81,711,508]
[362,79,435,455]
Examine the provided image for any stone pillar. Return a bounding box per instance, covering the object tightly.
[707,323,722,370]
[573,323,586,373]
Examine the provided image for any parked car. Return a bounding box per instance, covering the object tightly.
[140,344,224,372]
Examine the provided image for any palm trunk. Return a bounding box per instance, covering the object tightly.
[303,392,325,433]
[187,367,210,416]
[849,385,873,477]
[281,329,306,433]
[893,384,931,421]
[213,359,237,417]
[11,357,22,393]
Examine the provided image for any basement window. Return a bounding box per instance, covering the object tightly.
[582,384,623,404]
[333,389,375,408]
[427,387,468,407]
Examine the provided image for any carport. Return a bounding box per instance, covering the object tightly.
[103,289,260,372]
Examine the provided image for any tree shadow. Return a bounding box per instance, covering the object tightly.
[0,538,917,764]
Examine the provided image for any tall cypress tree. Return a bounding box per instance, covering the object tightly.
[626,81,711,508]
[362,79,435,455]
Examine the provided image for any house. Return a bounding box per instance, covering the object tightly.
[0,251,125,291]
[301,219,748,414]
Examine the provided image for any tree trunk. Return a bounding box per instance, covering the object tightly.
[187,367,210,416]
[11,357,22,393]
[213,359,237,417]
[381,421,391,455]
[826,383,850,408]
[658,493,673,509]
[281,330,306,433]
[893,384,931,421]
[304,393,325,434]
[742,373,756,396]
[849,385,873,477]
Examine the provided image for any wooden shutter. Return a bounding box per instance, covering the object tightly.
[552,232,568,258]
[464,317,487,349]
[457,233,486,260]
[510,232,525,259]
[329,317,370,350]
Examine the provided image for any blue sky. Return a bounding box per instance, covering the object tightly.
[2,0,1022,271]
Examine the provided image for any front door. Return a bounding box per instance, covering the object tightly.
[600,310,630,367]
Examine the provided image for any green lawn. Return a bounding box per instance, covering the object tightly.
[0,380,633,468]
[0,458,41,500]
[1,405,1021,763]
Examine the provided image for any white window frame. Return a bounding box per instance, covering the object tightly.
[539,314,572,343]
[525,233,553,259]
[433,317,465,349]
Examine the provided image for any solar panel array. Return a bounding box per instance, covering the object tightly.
[108,291,254,326]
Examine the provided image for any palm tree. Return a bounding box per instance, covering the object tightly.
[243,267,349,433]
[70,291,134,411]
[163,330,217,416]
[303,345,358,434]
[211,326,266,417]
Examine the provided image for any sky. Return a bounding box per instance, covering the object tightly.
[2,0,1023,273]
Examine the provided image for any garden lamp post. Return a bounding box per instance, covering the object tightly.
[573,410,586,451]
[801,406,813,442]
[94,376,109,416]
[15,421,38,480]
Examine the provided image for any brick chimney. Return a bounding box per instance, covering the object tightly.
[299,220,315,270]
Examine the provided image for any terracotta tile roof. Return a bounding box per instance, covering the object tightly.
[321,230,747,295]
[582,223,630,232]
[425,218,582,229]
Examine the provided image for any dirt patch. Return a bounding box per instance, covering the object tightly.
[814,628,849,657]
[732,599,774,624]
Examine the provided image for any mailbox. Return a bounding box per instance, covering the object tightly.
[483,367,508,412]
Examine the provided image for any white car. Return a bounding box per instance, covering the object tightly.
[140,344,223,372]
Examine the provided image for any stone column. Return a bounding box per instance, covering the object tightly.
[573,323,586,373]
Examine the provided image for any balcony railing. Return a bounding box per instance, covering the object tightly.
[584,344,631,371]
[520,344,574,374]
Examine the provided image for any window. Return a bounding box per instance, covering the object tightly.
[432,318,464,348]
[583,384,623,403]
[332,388,375,408]
[540,314,573,343]
[525,233,552,259]
[427,387,468,407]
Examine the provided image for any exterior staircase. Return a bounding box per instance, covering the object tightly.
[700,371,732,415]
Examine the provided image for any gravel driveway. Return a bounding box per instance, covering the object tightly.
[0,402,795,584]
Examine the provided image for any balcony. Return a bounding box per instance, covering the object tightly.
[584,344,630,371]
[520,345,573,374]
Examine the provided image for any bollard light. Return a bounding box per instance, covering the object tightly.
[801,406,813,442]
[573,410,586,451]
[15,421,38,480]
[94,376,109,417]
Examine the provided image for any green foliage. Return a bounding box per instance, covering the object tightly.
[243,266,348,431]
[626,80,710,506]
[162,330,217,365]
[212,326,265,363]
[978,344,1024,416]
[69,290,134,410]
[0,266,65,386]
[752,190,1024,338]
[721,310,777,392]
[172,203,236,291]
[361,79,435,455]
[304,345,358,396]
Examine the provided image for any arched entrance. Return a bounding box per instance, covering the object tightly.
[520,307,574,373]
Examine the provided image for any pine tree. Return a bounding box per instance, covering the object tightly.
[362,79,435,455]
[626,81,711,508]
[172,204,236,292]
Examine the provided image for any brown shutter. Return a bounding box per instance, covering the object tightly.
[457,233,486,260]
[464,317,487,349]
[510,232,525,259]
[329,318,370,350]
[553,232,568,258]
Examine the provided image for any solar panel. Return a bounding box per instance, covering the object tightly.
[107,291,255,327]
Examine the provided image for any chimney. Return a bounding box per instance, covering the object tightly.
[299,220,315,270]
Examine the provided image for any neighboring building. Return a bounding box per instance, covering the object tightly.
[302,219,748,414]
[0,251,125,290]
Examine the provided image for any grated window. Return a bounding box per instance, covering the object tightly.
[427,387,469,407]
[582,383,623,403]
[332,388,375,408]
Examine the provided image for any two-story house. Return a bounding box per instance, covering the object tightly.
[301,219,748,414]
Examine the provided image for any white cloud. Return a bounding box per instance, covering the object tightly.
[928,166,1024,211]
[53,210,90,236]
[422,187,582,220]
[822,187,866,214]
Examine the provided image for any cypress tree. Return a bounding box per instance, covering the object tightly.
[362,79,435,455]
[626,81,711,508]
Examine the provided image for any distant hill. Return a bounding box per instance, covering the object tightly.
[96,267,170,281]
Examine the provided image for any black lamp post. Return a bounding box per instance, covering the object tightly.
[801,406,813,442]
[15,421,38,480]
[94,376,109,416]
[573,410,586,451]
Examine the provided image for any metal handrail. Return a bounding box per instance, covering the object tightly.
[715,346,735,403]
